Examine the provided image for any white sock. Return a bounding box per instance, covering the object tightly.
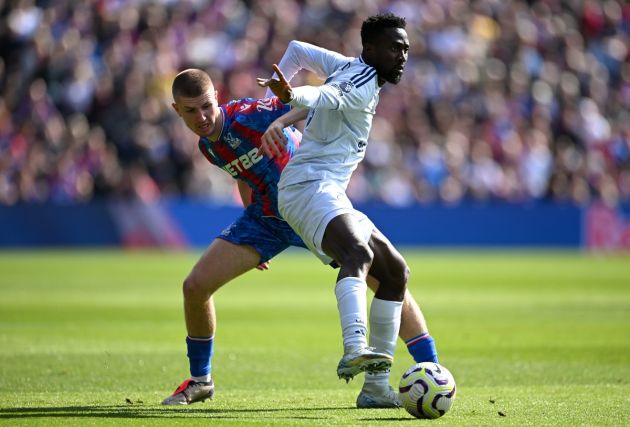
[191,374,211,383]
[364,370,391,391]
[335,277,368,353]
[364,297,403,390]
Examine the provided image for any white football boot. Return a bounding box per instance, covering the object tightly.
[336,347,393,383]
[356,384,401,408]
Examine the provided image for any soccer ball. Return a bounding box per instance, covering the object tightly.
[398,362,456,419]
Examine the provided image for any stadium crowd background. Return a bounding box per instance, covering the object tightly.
[0,0,628,208]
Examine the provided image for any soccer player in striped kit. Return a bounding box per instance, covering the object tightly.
[258,13,438,408]
[162,68,308,405]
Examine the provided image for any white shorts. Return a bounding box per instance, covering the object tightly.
[278,181,375,264]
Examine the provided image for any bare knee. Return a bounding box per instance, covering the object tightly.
[375,258,409,301]
[392,259,410,294]
[400,264,410,286]
[338,241,374,275]
[391,261,409,298]
[182,272,218,301]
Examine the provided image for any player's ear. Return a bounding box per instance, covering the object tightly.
[171,102,181,116]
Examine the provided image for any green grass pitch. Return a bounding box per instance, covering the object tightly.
[0,249,628,426]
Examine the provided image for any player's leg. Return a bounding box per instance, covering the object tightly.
[360,274,439,408]
[162,238,260,405]
[398,292,439,363]
[366,277,439,363]
[353,228,408,408]
[183,238,260,337]
[321,213,394,381]
[366,228,409,367]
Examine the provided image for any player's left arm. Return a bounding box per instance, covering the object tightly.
[258,65,372,111]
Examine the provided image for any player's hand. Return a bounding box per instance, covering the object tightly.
[258,119,289,158]
[256,261,270,271]
[257,64,294,104]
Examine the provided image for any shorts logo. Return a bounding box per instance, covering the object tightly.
[330,80,354,96]
[220,223,235,237]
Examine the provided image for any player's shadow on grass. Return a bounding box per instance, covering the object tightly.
[0,405,375,421]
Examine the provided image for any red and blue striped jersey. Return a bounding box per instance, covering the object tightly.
[198,97,300,218]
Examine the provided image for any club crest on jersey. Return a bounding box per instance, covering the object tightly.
[331,80,354,96]
[224,133,242,149]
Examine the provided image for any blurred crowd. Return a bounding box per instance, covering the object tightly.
[1,0,629,207]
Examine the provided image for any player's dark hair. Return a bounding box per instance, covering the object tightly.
[172,68,213,99]
[360,13,406,45]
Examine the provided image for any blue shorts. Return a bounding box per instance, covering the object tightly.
[217,205,307,264]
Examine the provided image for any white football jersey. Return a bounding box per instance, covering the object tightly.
[270,41,381,190]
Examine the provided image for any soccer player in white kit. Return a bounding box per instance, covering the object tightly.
[258,14,435,408]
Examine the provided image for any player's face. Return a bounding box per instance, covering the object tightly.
[368,27,409,85]
[172,89,221,138]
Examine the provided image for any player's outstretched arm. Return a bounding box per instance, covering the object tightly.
[258,107,309,158]
[262,40,352,99]
[257,64,294,103]
[262,65,372,112]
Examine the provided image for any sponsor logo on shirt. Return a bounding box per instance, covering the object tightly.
[221,147,264,176]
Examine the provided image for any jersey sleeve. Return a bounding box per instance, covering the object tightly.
[235,97,292,132]
[289,76,376,112]
[264,41,352,98]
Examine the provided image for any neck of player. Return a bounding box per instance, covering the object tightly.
[208,109,224,142]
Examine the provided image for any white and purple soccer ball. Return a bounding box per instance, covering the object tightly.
[398,362,457,419]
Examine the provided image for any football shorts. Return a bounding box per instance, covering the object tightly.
[217,204,307,264]
[278,180,374,264]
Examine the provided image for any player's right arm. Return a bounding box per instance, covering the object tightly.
[263,41,351,98]
[259,64,373,112]
[258,107,308,158]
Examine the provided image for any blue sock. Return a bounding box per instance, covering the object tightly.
[405,332,439,363]
[186,336,213,378]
